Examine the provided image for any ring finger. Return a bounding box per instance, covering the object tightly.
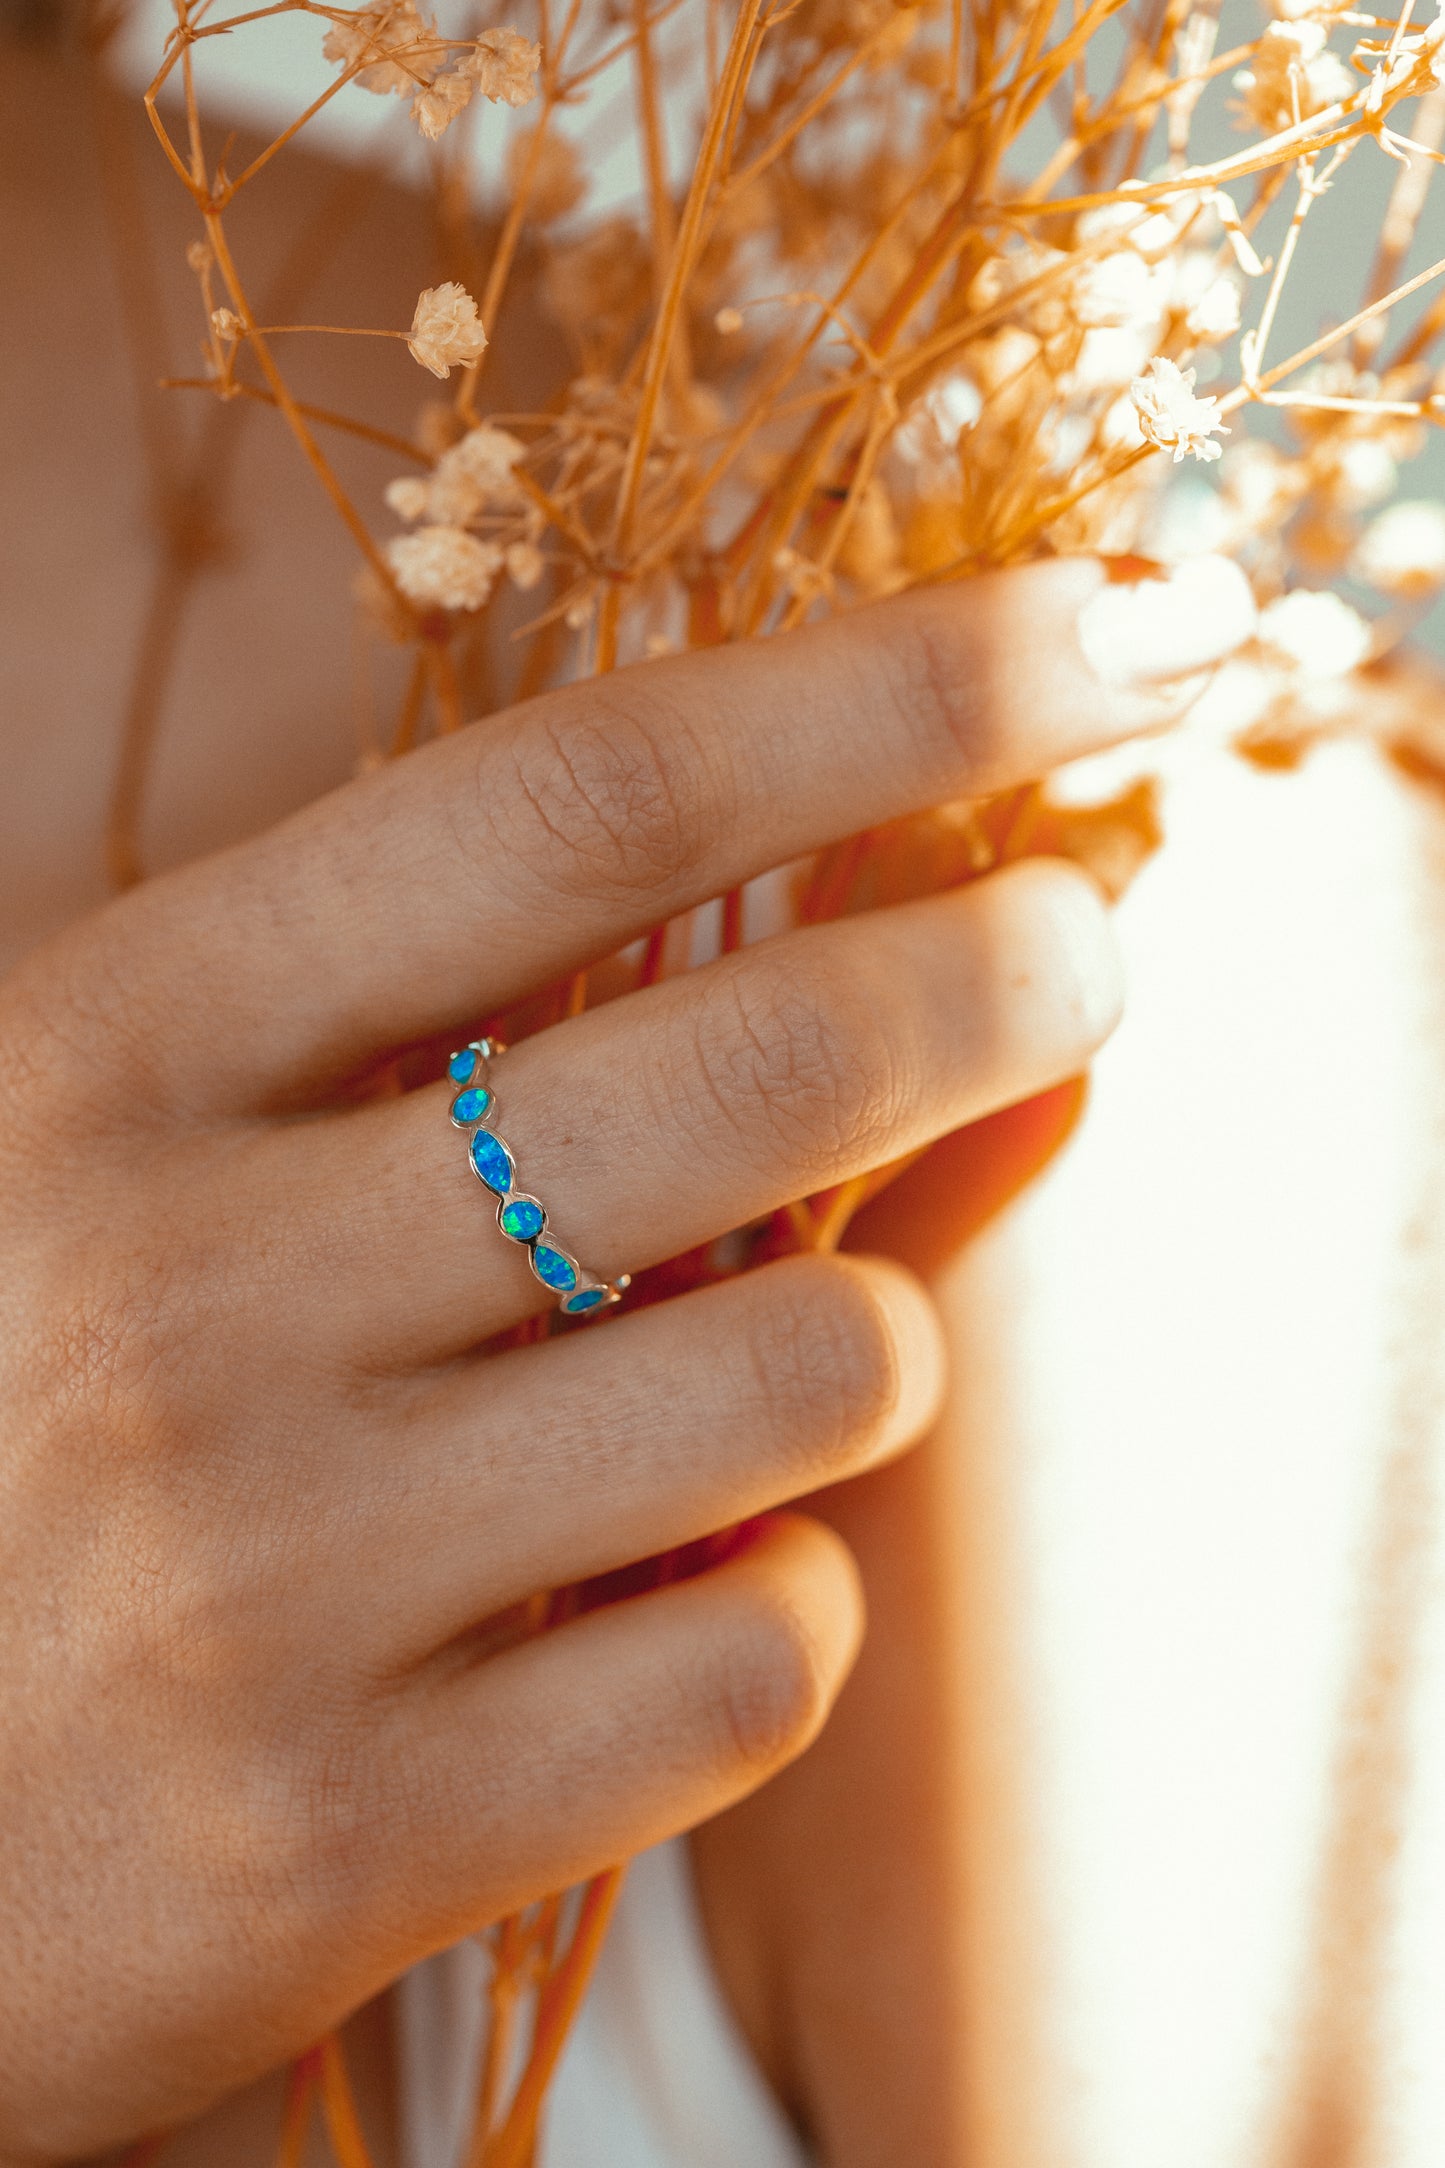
[248,852,1121,1365]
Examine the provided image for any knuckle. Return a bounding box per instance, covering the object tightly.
[690,958,906,1176]
[854,595,987,776]
[214,1701,378,1934]
[744,1258,902,1478]
[497,689,713,906]
[710,1583,834,1777]
[0,909,182,1127]
[39,1263,180,1459]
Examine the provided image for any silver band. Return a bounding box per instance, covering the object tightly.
[446,1039,630,1316]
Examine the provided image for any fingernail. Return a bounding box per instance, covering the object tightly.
[1078,554,1257,688]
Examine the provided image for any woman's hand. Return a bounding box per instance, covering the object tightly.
[0,558,1238,2158]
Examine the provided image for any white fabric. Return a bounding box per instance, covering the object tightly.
[395,1838,810,2168]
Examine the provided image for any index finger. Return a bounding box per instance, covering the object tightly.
[48,555,1252,1109]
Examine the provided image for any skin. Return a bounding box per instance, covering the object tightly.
[0,35,1247,2165]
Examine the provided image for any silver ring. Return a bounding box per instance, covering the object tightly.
[446,1039,630,1317]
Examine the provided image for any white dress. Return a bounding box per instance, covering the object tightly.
[395,1840,811,2168]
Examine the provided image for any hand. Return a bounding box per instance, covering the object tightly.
[0,559,1226,2157]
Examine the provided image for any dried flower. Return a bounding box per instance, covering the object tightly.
[895,375,982,465]
[210,307,243,341]
[1126,359,1230,461]
[407,283,488,378]
[1130,358,1228,463]
[323,1,440,95]
[446,424,526,499]
[1325,437,1397,511]
[384,476,430,522]
[1235,20,1353,130]
[1070,250,1169,332]
[505,541,545,590]
[386,526,503,611]
[411,66,472,139]
[1258,588,1372,677]
[467,26,541,106]
[1353,500,1445,594]
[1185,276,1243,343]
[715,306,745,335]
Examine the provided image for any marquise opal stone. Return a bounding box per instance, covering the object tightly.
[533,1245,578,1292]
[500,1198,545,1241]
[471,1131,514,1193]
[448,1047,477,1084]
[563,1288,607,1313]
[452,1086,491,1123]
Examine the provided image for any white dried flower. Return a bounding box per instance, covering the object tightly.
[895,373,982,464]
[1185,276,1242,342]
[1071,325,1156,391]
[323,1,440,94]
[1235,20,1353,130]
[1070,249,1168,331]
[423,463,484,528]
[1130,357,1228,463]
[1327,437,1397,511]
[384,476,430,522]
[467,26,541,105]
[412,65,472,139]
[438,423,526,513]
[1353,501,1445,594]
[210,307,243,341]
[1219,439,1303,537]
[386,526,503,612]
[407,283,488,378]
[1258,588,1371,678]
[505,541,545,590]
[1075,201,1187,263]
[186,240,213,272]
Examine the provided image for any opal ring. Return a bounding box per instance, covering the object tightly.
[446,1039,630,1317]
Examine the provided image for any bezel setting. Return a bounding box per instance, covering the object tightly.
[446,1039,630,1317]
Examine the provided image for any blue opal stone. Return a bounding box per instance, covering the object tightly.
[500,1197,545,1242]
[563,1288,607,1314]
[447,1047,477,1084]
[533,1245,578,1292]
[470,1130,513,1193]
[452,1086,491,1123]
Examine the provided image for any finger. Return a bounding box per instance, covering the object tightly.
[362,1513,864,1948]
[51,556,1248,1109]
[249,855,1121,1362]
[331,1256,944,1658]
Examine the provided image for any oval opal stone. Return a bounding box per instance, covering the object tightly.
[452,1086,491,1124]
[563,1288,607,1313]
[500,1198,545,1242]
[448,1047,477,1084]
[533,1245,578,1292]
[471,1130,514,1193]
